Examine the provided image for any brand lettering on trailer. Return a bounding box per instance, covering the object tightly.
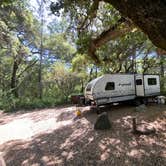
[118,83,131,86]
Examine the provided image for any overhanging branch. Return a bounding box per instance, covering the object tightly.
[88,18,134,63]
[103,0,166,51]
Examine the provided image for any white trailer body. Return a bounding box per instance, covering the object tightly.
[85,74,160,106]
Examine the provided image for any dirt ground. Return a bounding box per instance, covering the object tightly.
[0,103,166,166]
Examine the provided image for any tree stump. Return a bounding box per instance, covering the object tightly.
[132,117,137,133]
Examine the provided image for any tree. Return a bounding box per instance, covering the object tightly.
[156,48,166,94]
[44,33,76,63]
[48,62,79,101]
[0,0,40,97]
[72,53,97,92]
[50,0,166,62]
[35,0,45,99]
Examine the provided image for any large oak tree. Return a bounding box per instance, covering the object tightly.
[50,0,166,62]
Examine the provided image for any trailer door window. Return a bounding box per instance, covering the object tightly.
[136,79,142,85]
[105,82,115,90]
[148,78,157,85]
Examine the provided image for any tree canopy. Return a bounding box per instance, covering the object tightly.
[50,0,166,62]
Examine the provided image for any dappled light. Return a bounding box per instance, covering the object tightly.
[0,107,75,145]
[0,104,165,165]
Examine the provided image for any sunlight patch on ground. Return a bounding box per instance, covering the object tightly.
[0,116,73,145]
[127,149,146,159]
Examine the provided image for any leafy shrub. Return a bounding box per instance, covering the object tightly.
[0,95,71,112]
[0,91,19,111]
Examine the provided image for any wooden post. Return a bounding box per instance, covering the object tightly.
[132,117,137,133]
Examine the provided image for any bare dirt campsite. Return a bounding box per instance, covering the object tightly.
[0,104,166,166]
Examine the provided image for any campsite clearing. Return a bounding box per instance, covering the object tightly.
[0,104,166,166]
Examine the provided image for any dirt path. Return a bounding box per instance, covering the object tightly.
[0,104,166,166]
[0,106,74,145]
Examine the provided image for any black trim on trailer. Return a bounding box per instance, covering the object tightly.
[142,74,160,76]
[95,94,136,100]
[159,74,161,94]
[134,74,137,97]
[143,74,145,96]
[144,92,160,96]
[111,94,136,98]
[102,73,160,76]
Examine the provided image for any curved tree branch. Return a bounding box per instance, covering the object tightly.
[88,18,134,63]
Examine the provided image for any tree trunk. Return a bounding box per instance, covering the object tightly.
[95,66,98,78]
[11,60,18,97]
[159,54,165,92]
[38,0,44,99]
[160,56,165,78]
[89,67,93,81]
[132,118,137,133]
[38,58,43,99]
[80,79,84,93]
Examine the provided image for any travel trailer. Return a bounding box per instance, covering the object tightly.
[85,74,160,106]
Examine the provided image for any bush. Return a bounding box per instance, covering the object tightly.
[0,95,71,112]
[0,91,19,112]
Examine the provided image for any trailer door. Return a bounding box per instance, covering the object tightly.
[144,75,160,96]
[136,75,145,96]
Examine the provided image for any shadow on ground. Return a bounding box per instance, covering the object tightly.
[0,104,166,166]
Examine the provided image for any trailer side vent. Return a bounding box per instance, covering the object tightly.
[105,82,115,90]
[148,78,157,85]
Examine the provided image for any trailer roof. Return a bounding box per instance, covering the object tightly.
[88,75,103,85]
[87,73,160,86]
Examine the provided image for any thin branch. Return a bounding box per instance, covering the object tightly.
[17,60,38,79]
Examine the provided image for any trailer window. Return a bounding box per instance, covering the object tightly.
[86,83,92,91]
[105,82,115,90]
[148,78,157,85]
[136,79,142,85]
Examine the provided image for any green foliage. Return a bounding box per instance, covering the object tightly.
[0,93,69,112]
[16,97,67,110]
[0,0,80,112]
[0,91,19,111]
[44,33,76,63]
[47,62,79,100]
